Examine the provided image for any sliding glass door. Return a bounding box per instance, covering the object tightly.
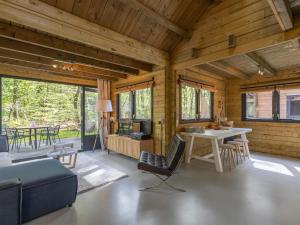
[0,76,102,156]
[82,87,100,151]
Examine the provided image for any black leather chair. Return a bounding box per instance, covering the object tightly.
[138,134,186,192]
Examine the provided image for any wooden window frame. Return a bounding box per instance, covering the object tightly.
[241,90,300,123]
[179,83,214,124]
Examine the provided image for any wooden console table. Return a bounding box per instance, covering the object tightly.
[107,134,153,159]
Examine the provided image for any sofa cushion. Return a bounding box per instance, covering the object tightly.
[0,159,75,189]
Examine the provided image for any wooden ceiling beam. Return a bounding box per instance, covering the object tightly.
[0,37,138,75]
[267,0,293,31]
[245,52,277,76]
[0,0,168,66]
[189,66,226,81]
[0,63,97,87]
[0,57,118,81]
[0,48,127,79]
[118,0,189,38]
[173,24,300,70]
[207,62,249,79]
[0,21,153,72]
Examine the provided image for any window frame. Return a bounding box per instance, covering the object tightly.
[179,83,214,124]
[241,89,300,123]
[117,87,153,122]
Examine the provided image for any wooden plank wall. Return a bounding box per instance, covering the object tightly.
[111,70,167,155]
[172,0,281,65]
[175,69,226,156]
[227,71,300,158]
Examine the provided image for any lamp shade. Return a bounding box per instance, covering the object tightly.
[97,99,113,113]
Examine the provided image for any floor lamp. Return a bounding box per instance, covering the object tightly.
[93,99,112,151]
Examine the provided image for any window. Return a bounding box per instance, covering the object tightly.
[117,88,152,121]
[244,91,273,119]
[119,92,132,120]
[180,84,213,122]
[242,88,300,122]
[181,85,196,120]
[135,88,152,120]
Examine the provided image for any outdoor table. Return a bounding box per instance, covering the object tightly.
[14,126,50,150]
[180,128,252,173]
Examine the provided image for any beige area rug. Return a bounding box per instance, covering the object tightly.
[71,153,128,194]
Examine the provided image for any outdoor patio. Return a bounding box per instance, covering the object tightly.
[10,137,81,161]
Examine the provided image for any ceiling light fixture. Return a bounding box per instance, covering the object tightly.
[258,65,265,76]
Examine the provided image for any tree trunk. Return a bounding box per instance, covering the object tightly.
[12,79,18,120]
[73,86,81,125]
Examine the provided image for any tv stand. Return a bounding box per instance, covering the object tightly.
[107,134,153,159]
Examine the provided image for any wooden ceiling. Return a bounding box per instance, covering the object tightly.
[40,0,210,52]
[191,38,300,79]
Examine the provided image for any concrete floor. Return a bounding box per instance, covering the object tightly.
[26,151,300,225]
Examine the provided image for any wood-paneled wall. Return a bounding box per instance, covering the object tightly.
[111,70,167,155]
[175,69,226,156]
[172,0,283,67]
[227,71,300,158]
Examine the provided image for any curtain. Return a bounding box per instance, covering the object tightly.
[115,79,154,94]
[97,79,111,147]
[178,76,216,92]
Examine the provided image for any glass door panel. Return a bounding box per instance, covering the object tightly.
[82,87,99,150]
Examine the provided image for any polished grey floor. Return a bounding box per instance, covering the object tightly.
[26,151,300,225]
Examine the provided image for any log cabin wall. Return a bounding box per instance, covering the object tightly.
[175,69,226,156]
[172,0,290,69]
[111,70,168,155]
[227,70,300,158]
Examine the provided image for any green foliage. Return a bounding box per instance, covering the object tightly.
[2,78,81,133]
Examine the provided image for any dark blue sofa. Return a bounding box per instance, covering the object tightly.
[0,159,77,224]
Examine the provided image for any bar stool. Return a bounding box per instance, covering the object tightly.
[233,138,249,159]
[226,141,245,163]
[220,143,237,170]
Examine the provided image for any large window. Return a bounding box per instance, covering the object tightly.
[242,88,300,122]
[117,87,152,121]
[180,84,213,122]
[119,92,132,120]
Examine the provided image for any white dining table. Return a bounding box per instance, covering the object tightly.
[180,128,252,173]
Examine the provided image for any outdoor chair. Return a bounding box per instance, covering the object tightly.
[15,129,32,151]
[48,125,61,144]
[39,128,49,148]
[137,134,186,192]
[4,128,17,151]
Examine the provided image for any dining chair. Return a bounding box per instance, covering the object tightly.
[48,125,61,144]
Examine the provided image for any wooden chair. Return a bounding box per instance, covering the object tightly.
[233,138,249,159]
[226,141,245,163]
[220,143,237,170]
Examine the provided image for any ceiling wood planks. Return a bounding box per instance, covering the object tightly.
[0,37,139,75]
[0,48,127,79]
[207,62,249,79]
[0,21,153,72]
[117,0,189,38]
[245,52,277,76]
[0,0,169,66]
[267,0,293,31]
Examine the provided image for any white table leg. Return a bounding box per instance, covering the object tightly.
[185,136,194,164]
[241,133,250,157]
[211,138,223,173]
